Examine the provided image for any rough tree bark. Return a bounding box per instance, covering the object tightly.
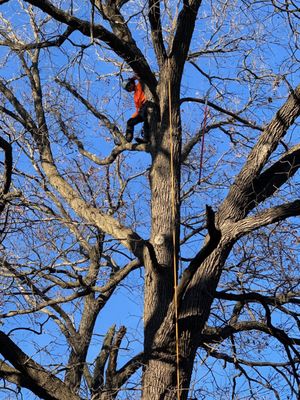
[0,1,299,400]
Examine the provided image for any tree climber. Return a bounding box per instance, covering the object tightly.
[122,76,150,144]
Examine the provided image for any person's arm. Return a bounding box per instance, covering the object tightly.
[131,110,139,118]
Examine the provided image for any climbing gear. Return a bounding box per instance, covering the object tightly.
[121,79,132,90]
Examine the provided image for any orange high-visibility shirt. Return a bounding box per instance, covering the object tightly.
[132,82,146,118]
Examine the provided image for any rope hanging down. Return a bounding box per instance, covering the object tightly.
[167,60,181,400]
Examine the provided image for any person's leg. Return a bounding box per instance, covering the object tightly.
[136,103,150,143]
[142,118,150,141]
[126,115,143,142]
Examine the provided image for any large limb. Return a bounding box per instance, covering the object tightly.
[0,79,147,260]
[148,0,166,67]
[116,0,130,7]
[40,147,146,258]
[178,88,300,314]
[231,200,300,238]
[23,0,157,95]
[95,0,166,69]
[171,88,300,348]
[0,331,81,400]
[92,0,134,44]
[178,201,300,328]
[218,84,300,223]
[168,0,203,76]
[239,143,300,213]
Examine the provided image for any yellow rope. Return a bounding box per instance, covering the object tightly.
[168,58,181,400]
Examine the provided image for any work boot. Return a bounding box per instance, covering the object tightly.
[135,136,149,144]
[135,128,149,144]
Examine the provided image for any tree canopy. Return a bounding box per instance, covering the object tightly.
[0,1,300,399]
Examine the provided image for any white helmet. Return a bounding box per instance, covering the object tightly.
[121,79,133,90]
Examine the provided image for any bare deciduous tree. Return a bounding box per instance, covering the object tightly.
[0,1,299,399]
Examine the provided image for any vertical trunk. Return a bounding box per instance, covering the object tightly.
[98,393,116,400]
[143,234,233,399]
[142,345,196,400]
[144,73,181,339]
[143,63,182,399]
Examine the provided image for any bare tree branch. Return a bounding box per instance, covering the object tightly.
[215,290,300,308]
[232,200,300,238]
[201,321,300,347]
[218,84,300,224]
[200,346,298,368]
[93,0,134,45]
[0,79,147,259]
[243,143,300,213]
[92,325,116,393]
[148,0,167,66]
[180,97,263,131]
[0,26,75,50]
[0,331,82,400]
[55,78,118,134]
[169,0,202,71]
[23,0,158,95]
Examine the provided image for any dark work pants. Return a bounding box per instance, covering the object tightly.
[126,102,150,142]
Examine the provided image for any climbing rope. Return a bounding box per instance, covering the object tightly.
[168,59,181,400]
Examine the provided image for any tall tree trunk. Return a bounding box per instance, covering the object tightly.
[143,72,182,398]
[143,228,233,399]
